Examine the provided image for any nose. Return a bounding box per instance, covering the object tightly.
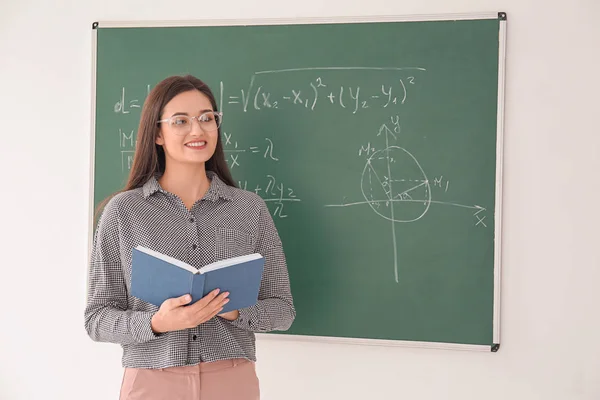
[189,117,204,136]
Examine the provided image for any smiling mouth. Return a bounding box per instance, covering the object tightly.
[185,141,207,148]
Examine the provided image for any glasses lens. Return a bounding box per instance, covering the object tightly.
[170,116,191,129]
[199,111,221,132]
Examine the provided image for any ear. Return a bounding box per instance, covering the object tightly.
[155,133,165,146]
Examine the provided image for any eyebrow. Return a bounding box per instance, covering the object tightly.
[170,109,214,117]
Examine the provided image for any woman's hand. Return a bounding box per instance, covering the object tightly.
[218,310,240,321]
[150,289,229,333]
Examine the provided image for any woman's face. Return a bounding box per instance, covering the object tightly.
[156,90,219,168]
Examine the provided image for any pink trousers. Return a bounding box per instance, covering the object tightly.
[119,358,260,400]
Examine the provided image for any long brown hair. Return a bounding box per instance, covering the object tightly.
[96,75,236,219]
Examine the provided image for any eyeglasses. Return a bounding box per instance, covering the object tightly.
[157,111,223,135]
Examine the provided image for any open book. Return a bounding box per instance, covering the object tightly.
[131,246,264,313]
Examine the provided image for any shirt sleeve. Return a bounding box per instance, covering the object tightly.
[84,197,160,345]
[229,199,296,332]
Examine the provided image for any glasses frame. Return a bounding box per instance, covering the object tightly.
[157,111,224,134]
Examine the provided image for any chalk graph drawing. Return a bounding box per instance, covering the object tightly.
[325,117,487,283]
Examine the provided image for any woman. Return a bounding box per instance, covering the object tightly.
[85,75,295,400]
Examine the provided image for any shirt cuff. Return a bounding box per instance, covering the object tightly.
[230,306,259,331]
[130,311,162,343]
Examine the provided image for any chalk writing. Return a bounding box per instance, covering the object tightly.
[223,132,280,169]
[238,175,300,219]
[324,117,489,283]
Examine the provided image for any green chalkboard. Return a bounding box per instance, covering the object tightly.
[91,13,506,351]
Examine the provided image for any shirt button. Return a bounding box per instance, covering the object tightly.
[192,244,198,250]
[192,335,197,341]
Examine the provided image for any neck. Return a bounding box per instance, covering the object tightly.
[159,163,211,209]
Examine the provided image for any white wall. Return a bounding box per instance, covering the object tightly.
[1,0,599,399]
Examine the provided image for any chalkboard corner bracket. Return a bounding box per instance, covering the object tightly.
[92,21,99,29]
[498,12,507,21]
[491,343,500,352]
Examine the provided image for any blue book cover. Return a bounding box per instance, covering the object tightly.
[131,246,264,314]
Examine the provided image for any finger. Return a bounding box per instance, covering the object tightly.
[210,292,230,310]
[211,298,230,317]
[208,307,225,321]
[195,292,229,318]
[195,294,230,322]
[216,297,230,311]
[164,294,192,310]
[190,289,222,311]
[194,305,224,326]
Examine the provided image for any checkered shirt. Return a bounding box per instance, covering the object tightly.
[84,171,295,369]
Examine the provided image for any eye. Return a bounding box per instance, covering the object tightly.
[199,113,214,122]
[172,116,189,126]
